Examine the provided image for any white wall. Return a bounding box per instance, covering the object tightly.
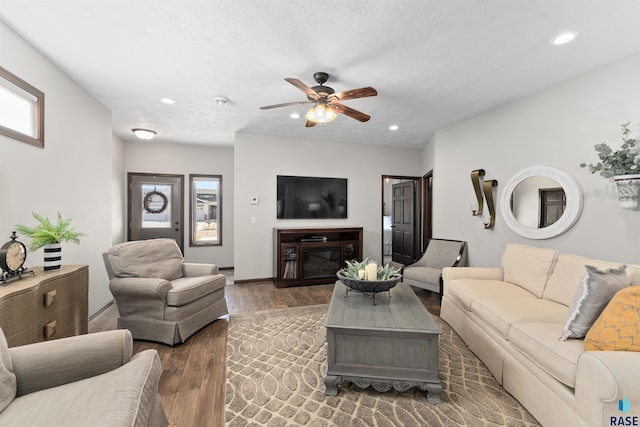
[234,132,422,281]
[422,135,435,174]
[430,52,640,267]
[0,21,114,314]
[123,141,234,267]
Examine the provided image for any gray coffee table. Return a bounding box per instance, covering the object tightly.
[324,281,442,403]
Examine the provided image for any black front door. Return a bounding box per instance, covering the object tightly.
[128,173,184,252]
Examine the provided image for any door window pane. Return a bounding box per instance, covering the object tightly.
[190,175,222,246]
[141,184,172,228]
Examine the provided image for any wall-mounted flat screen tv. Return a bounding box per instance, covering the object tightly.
[277,175,347,219]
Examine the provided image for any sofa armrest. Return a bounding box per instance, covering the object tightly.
[109,277,172,301]
[9,330,133,397]
[575,351,640,427]
[183,262,219,276]
[442,266,504,283]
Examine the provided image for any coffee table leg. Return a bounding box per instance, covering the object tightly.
[324,374,340,396]
[425,382,442,403]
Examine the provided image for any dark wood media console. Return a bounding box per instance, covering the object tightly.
[273,227,363,288]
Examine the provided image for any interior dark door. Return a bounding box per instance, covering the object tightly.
[128,173,184,251]
[539,187,566,228]
[391,181,415,264]
[422,171,433,252]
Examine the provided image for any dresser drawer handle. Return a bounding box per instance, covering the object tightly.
[44,290,57,307]
[44,320,57,339]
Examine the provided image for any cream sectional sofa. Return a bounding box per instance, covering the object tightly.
[441,244,640,427]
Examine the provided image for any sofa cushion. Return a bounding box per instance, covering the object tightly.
[448,278,536,312]
[543,253,638,306]
[0,328,16,413]
[472,297,567,340]
[560,265,629,341]
[501,244,557,298]
[108,238,183,281]
[0,350,162,426]
[509,322,584,388]
[167,274,226,307]
[584,286,640,351]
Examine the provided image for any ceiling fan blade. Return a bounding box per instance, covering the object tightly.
[331,86,377,102]
[285,77,319,99]
[260,101,313,110]
[329,102,371,122]
[305,120,317,128]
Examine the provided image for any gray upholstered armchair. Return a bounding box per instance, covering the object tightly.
[103,238,228,345]
[402,238,467,297]
[0,328,168,426]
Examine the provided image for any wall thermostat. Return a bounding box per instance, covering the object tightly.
[250,197,259,205]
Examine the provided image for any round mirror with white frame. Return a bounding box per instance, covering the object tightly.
[500,166,583,239]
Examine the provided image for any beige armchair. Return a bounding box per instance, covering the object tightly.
[0,328,167,426]
[103,238,228,345]
[402,238,467,297]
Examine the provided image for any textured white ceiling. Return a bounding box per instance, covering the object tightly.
[2,0,640,148]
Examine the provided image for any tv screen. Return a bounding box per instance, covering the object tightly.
[277,175,347,219]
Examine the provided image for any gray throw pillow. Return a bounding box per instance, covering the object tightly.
[0,328,16,413]
[560,265,629,341]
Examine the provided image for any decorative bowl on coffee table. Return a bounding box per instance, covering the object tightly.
[336,269,401,304]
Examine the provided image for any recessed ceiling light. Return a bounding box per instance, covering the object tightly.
[552,31,579,46]
[389,125,399,131]
[160,98,176,104]
[213,96,229,107]
[290,113,300,119]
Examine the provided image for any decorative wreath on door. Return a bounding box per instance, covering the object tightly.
[143,189,168,214]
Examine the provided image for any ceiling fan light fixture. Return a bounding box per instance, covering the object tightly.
[305,104,337,123]
[132,128,157,140]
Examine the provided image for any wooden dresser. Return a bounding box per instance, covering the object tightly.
[0,265,88,347]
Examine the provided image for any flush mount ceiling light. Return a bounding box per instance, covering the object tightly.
[160,98,176,104]
[389,125,399,131]
[213,96,229,107]
[305,103,337,124]
[131,128,157,140]
[552,31,579,46]
[290,112,301,119]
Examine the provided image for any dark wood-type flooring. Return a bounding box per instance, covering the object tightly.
[89,272,442,427]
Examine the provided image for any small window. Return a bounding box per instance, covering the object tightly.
[190,175,222,246]
[0,67,45,148]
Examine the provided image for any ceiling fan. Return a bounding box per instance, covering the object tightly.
[259,72,377,127]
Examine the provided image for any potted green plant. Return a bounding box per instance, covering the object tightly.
[580,122,640,208]
[16,212,86,270]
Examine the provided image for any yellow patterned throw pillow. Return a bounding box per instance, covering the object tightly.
[584,286,640,351]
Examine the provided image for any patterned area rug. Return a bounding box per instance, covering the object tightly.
[225,304,540,426]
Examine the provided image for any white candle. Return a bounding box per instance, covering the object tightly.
[366,263,378,281]
[358,269,365,279]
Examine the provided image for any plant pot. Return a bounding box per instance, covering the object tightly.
[43,243,62,270]
[613,174,640,209]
